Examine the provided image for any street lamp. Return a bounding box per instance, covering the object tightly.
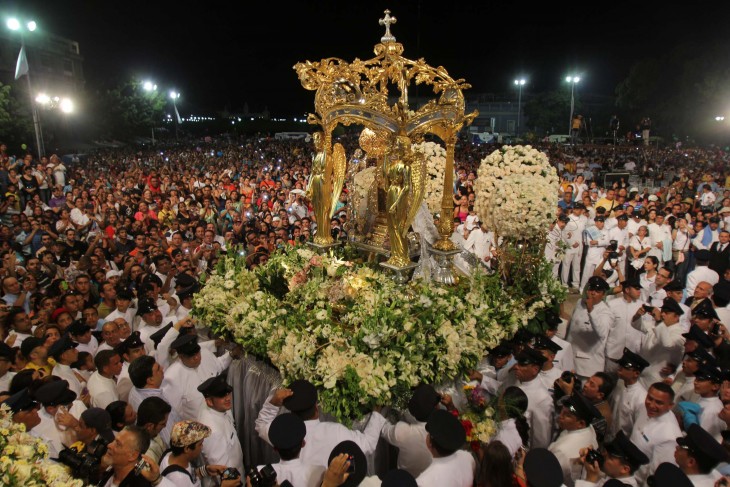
[565,75,581,142]
[169,91,181,139]
[7,17,44,158]
[143,81,157,92]
[716,116,725,122]
[513,78,526,138]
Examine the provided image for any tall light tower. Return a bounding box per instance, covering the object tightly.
[566,76,581,141]
[143,81,158,144]
[170,90,181,139]
[7,17,44,158]
[514,78,526,138]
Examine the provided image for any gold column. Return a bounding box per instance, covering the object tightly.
[433,134,457,251]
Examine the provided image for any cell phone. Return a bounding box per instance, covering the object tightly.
[712,322,722,336]
[134,457,149,475]
[642,304,654,312]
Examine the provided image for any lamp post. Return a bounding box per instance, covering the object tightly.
[143,81,158,144]
[7,18,44,158]
[170,91,180,140]
[513,78,526,138]
[566,76,580,142]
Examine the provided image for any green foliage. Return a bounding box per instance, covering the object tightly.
[523,90,580,135]
[89,78,167,140]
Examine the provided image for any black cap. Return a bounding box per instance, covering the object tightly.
[0,341,15,360]
[663,280,684,292]
[533,335,562,354]
[381,469,417,487]
[81,407,115,443]
[573,203,585,210]
[558,214,570,223]
[649,462,692,487]
[661,297,684,316]
[710,216,721,223]
[611,348,650,371]
[170,334,200,356]
[603,480,631,487]
[524,448,564,487]
[489,342,513,358]
[515,347,548,367]
[116,290,134,301]
[67,320,92,336]
[544,309,562,330]
[676,424,730,471]
[694,364,722,383]
[586,276,610,292]
[605,431,649,471]
[425,409,466,452]
[682,324,715,349]
[136,298,158,316]
[174,273,197,289]
[511,328,534,345]
[1,388,38,413]
[617,214,629,221]
[47,334,78,360]
[563,392,602,424]
[408,384,441,422]
[621,277,642,290]
[197,374,233,398]
[328,441,367,487]
[20,337,44,358]
[594,216,606,222]
[713,282,730,302]
[35,379,77,406]
[696,249,711,261]
[283,379,317,413]
[692,300,719,320]
[115,331,145,356]
[686,347,715,366]
[269,413,306,450]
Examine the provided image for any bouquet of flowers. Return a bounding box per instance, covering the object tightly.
[459,384,497,452]
[412,141,446,213]
[473,145,559,240]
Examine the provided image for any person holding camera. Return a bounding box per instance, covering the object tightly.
[159,420,240,487]
[604,278,644,375]
[633,298,686,389]
[98,425,161,487]
[548,393,601,487]
[607,349,649,442]
[574,431,648,487]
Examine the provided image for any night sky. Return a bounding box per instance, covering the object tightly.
[6,0,729,117]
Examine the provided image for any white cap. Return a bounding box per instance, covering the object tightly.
[648,195,659,202]
[106,270,123,279]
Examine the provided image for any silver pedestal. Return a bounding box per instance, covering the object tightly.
[379,261,418,284]
[429,246,461,285]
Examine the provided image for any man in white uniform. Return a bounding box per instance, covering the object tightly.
[255,379,387,468]
[87,349,123,409]
[580,215,610,292]
[416,409,475,487]
[50,334,84,395]
[197,374,244,478]
[574,430,648,487]
[675,423,728,487]
[161,334,232,421]
[548,393,600,487]
[692,364,725,442]
[562,205,584,289]
[607,348,648,442]
[33,379,87,458]
[605,278,644,374]
[260,413,325,487]
[635,298,686,389]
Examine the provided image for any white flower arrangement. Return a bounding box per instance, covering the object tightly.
[473,145,559,240]
[412,141,446,213]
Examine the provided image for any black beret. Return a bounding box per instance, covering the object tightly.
[283,379,317,413]
[524,448,564,487]
[663,280,684,292]
[328,441,367,487]
[682,324,715,349]
[269,413,306,450]
[115,331,145,356]
[605,431,649,471]
[425,409,466,452]
[511,328,534,345]
[136,298,158,316]
[47,334,78,360]
[197,374,233,398]
[408,384,441,422]
[515,347,548,367]
[611,348,650,371]
[35,379,77,406]
[170,333,200,356]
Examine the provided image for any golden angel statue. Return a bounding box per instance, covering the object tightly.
[384,135,415,267]
[307,132,333,245]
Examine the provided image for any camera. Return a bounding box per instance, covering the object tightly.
[246,464,277,487]
[221,467,241,481]
[606,240,618,252]
[608,251,620,260]
[57,437,110,484]
[585,448,604,468]
[643,304,655,313]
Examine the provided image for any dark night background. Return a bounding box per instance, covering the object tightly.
[5,0,730,117]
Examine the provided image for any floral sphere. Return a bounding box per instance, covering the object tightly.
[412,141,446,213]
[473,145,559,240]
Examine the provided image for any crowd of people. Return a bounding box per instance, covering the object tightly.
[0,134,730,487]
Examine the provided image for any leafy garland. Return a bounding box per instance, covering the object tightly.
[193,244,565,424]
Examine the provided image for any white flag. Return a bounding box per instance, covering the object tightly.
[174,104,182,125]
[14,45,28,80]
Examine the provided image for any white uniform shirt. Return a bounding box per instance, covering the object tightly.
[255,400,388,468]
[630,409,682,483]
[52,363,84,396]
[416,450,475,487]
[553,335,576,373]
[688,471,723,487]
[566,299,612,378]
[381,417,431,478]
[87,371,119,409]
[672,371,699,403]
[259,458,325,487]
[608,380,646,441]
[549,426,598,487]
[198,406,244,475]
[0,371,15,392]
[637,321,685,389]
[160,349,231,421]
[116,361,132,403]
[605,297,643,361]
[515,376,554,449]
[685,266,720,299]
[75,336,99,356]
[493,418,524,457]
[463,228,493,261]
[32,400,86,459]
[698,395,725,442]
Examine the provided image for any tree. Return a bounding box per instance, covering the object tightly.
[89,78,167,140]
[523,90,581,135]
[0,82,35,150]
